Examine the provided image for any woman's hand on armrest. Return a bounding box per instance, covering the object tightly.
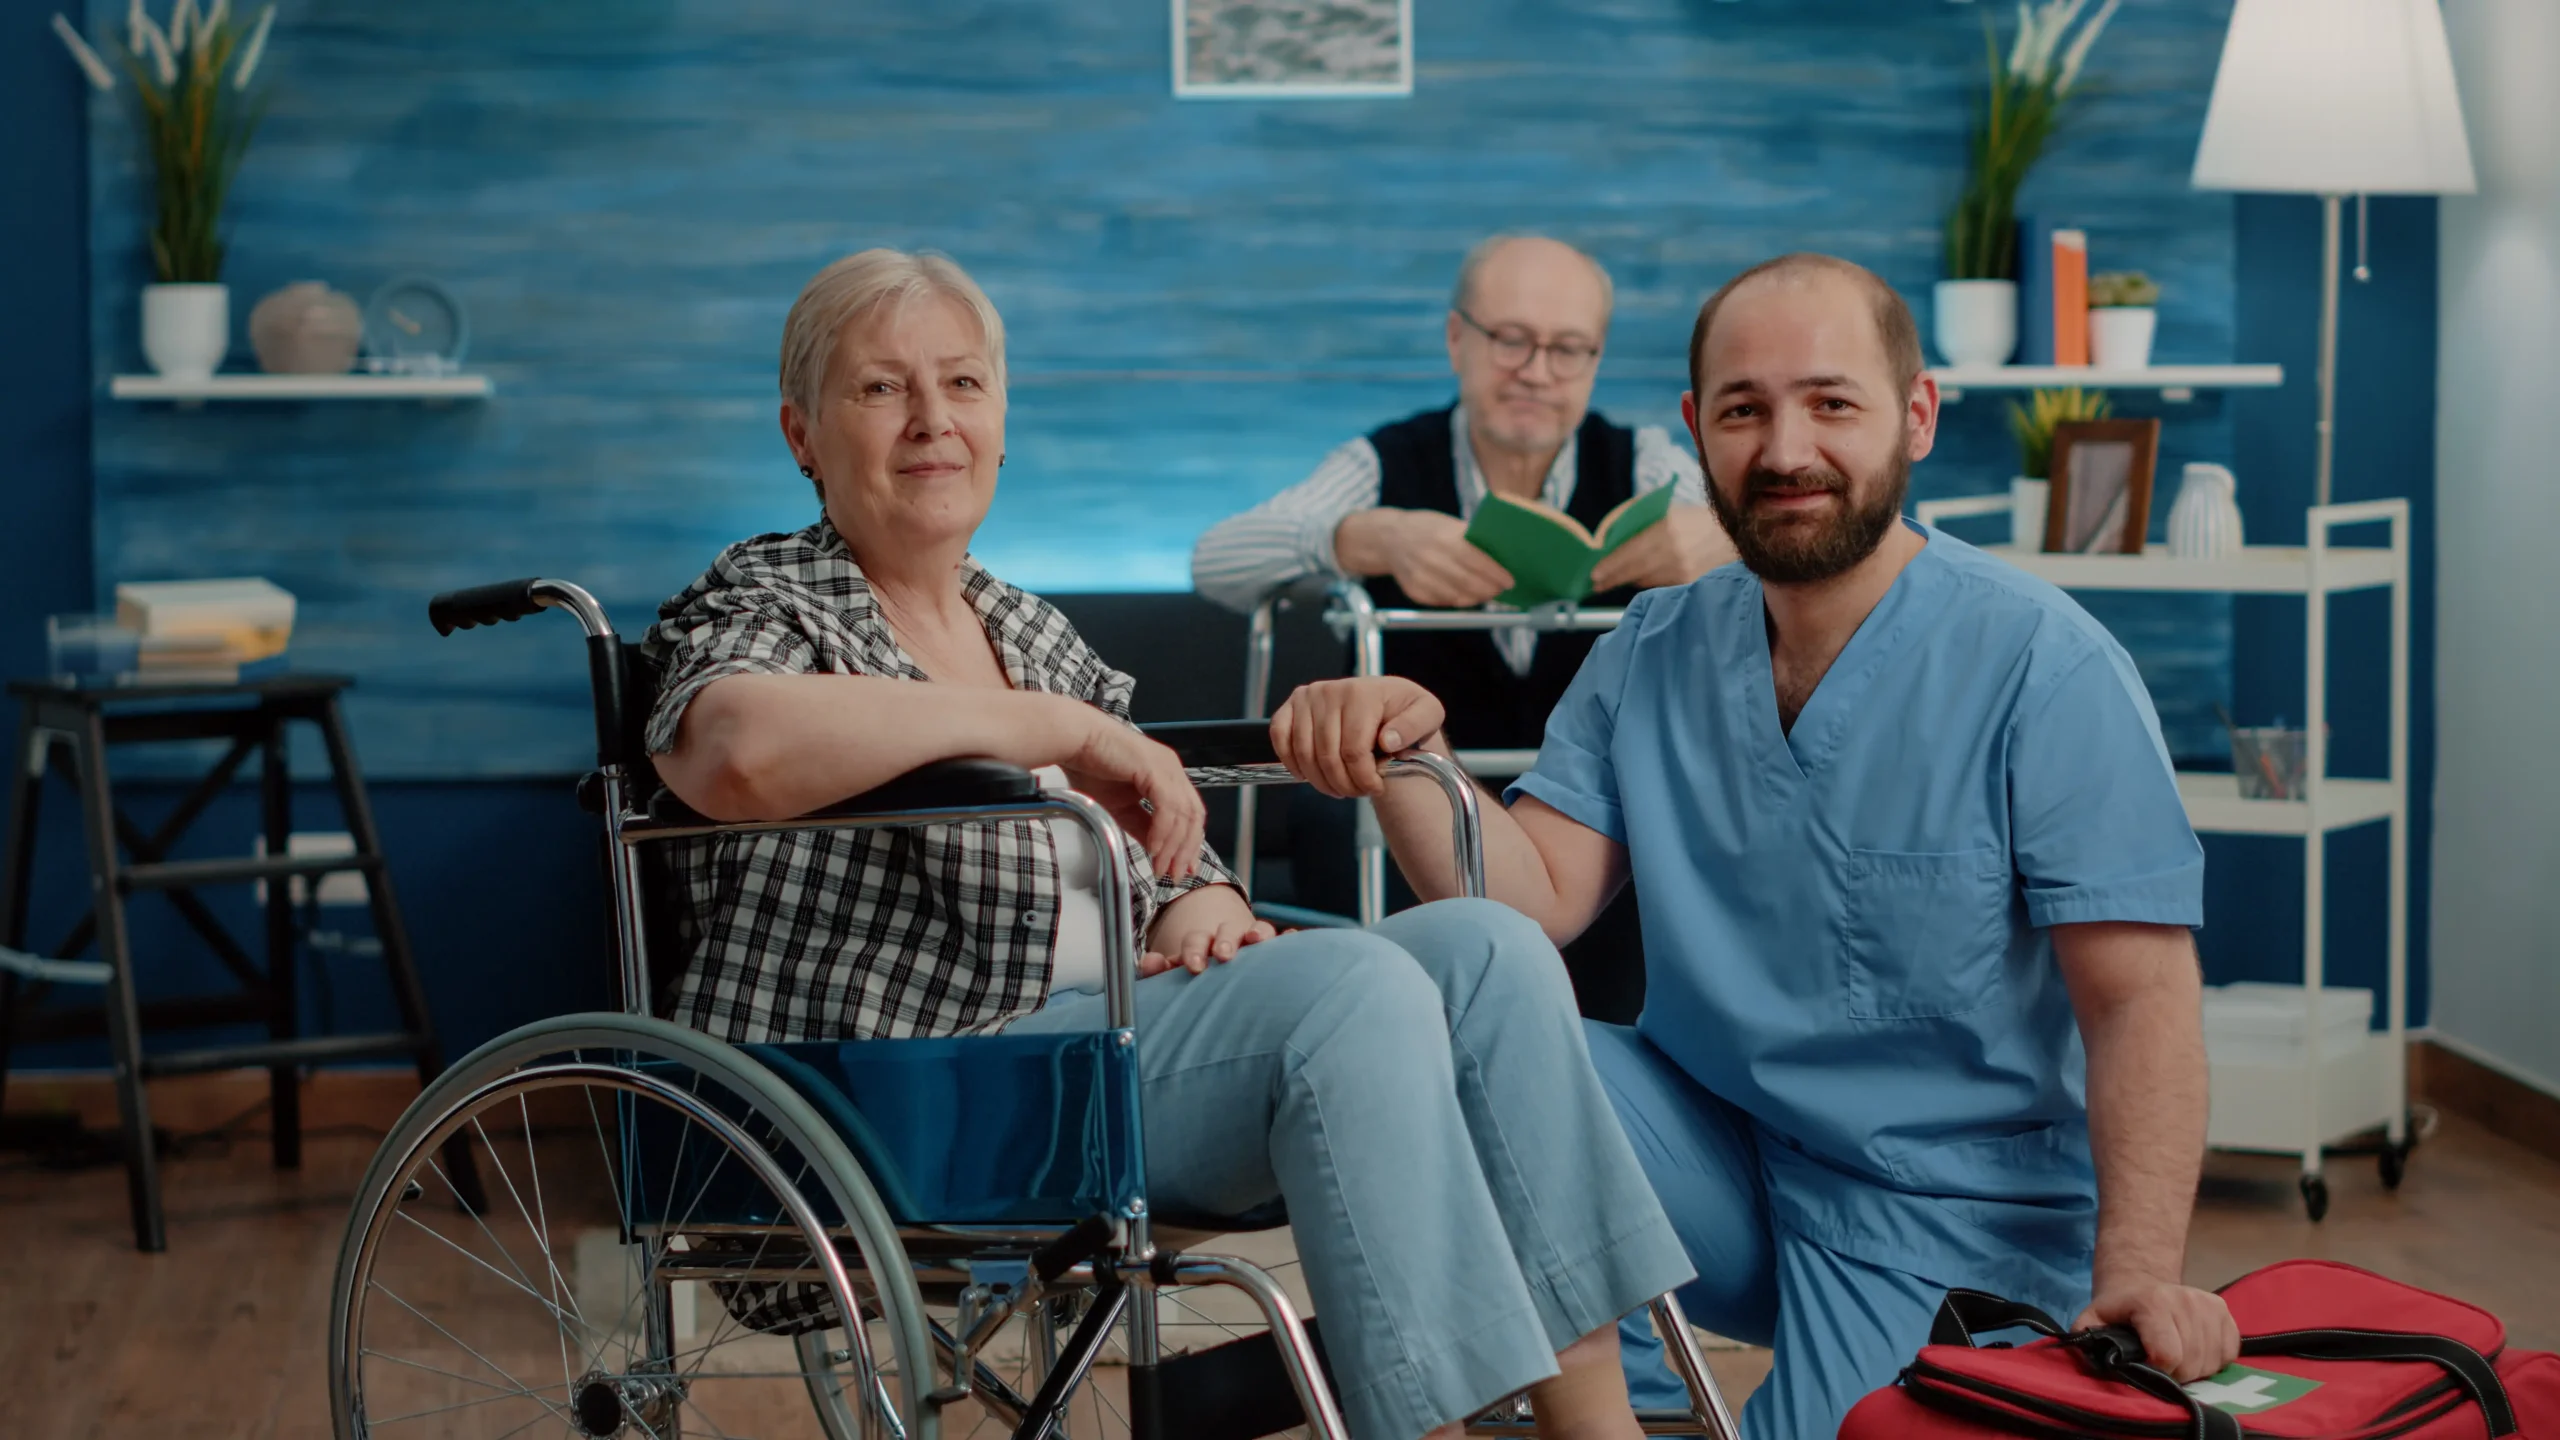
[1058,719,1211,881]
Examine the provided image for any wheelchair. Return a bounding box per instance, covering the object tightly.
[326,577,1740,1440]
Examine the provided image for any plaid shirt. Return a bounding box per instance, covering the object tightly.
[641,519,1237,1043]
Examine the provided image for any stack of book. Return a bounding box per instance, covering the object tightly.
[2016,217,2090,367]
[113,578,296,684]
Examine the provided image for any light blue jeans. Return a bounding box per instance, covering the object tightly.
[1011,898,1694,1440]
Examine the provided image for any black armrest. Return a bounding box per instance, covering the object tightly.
[1140,720,1280,768]
[645,757,1042,826]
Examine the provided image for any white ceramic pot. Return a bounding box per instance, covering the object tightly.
[250,281,364,374]
[2090,306,2157,370]
[142,283,230,381]
[2010,476,2050,551]
[1932,279,2018,368]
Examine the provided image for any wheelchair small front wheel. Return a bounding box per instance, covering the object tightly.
[328,1014,936,1440]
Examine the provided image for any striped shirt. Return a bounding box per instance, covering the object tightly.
[1190,404,1708,674]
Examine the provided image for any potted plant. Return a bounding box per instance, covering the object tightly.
[1936,0,2120,368]
[53,2,278,381]
[2004,386,2110,549]
[2088,270,2161,370]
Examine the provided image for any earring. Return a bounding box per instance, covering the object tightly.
[799,464,814,478]
[999,453,1007,468]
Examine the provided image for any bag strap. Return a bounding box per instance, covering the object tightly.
[1929,1290,2071,1348]
[2244,1330,2517,1436]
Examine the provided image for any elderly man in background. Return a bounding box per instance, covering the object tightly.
[1191,234,1733,1021]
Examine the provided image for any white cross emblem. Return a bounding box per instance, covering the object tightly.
[2185,1374,2285,1410]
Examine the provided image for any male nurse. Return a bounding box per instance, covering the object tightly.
[1267,253,2241,1438]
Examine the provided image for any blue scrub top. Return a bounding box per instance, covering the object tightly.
[1510,524,2203,1302]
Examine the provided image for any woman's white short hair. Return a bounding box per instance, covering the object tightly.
[779,248,1007,416]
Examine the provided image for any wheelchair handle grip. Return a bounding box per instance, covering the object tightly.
[429,579,546,636]
[1031,1213,1119,1287]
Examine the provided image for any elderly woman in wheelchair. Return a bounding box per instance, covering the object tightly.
[331,249,1727,1440]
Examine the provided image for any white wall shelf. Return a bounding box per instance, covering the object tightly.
[1930,363,2284,402]
[110,373,494,402]
[1959,543,2393,595]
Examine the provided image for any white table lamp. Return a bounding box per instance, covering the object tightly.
[2190,0,2474,506]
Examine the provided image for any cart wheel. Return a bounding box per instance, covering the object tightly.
[2379,1139,2410,1189]
[2299,1173,2331,1221]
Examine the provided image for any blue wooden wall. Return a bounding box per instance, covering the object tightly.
[87,0,2245,777]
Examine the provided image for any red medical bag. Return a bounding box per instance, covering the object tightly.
[1838,1260,2560,1438]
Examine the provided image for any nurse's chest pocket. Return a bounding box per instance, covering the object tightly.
[1839,847,2016,1021]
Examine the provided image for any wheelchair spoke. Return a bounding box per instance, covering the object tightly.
[428,1146,571,1344]
[390,1204,598,1343]
[366,1382,576,1427]
[361,1346,544,1399]
[367,1278,550,1401]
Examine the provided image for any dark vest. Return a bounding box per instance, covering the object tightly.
[1363,404,1640,750]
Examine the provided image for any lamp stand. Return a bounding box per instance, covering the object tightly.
[2315,192,2342,509]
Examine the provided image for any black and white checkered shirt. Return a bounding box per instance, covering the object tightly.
[642,519,1237,1043]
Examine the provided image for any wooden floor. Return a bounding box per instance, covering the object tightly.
[2,1091,2556,1439]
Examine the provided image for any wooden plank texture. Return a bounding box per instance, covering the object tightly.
[84,0,2245,776]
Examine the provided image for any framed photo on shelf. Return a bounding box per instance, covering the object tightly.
[2044,418,2161,554]
[1173,0,1413,98]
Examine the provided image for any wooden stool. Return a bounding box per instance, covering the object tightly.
[0,673,478,1251]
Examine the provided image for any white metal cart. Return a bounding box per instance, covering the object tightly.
[1917,495,2413,1219]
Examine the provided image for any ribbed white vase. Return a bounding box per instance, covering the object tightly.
[2167,463,2245,559]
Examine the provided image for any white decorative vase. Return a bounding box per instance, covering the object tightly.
[2090,306,2158,369]
[2010,477,2050,551]
[2167,462,2245,559]
[1932,279,2018,368]
[142,282,230,381]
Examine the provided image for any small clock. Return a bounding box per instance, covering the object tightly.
[363,276,470,374]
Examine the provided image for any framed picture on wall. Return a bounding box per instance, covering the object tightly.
[1174,0,1413,98]
[2044,419,2162,554]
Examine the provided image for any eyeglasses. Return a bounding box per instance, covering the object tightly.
[1453,308,1602,380]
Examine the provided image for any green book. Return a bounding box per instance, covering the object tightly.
[1463,483,1677,607]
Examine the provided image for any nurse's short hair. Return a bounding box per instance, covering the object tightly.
[779,248,1008,418]
[1686,253,1923,402]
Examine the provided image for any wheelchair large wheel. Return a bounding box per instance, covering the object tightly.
[330,1014,936,1440]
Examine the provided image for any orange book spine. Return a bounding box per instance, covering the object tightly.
[2053,229,2089,367]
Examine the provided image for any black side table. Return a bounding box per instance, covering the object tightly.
[0,673,478,1251]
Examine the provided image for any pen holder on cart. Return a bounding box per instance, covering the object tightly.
[2230,727,2308,800]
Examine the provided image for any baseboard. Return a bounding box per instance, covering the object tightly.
[3,1067,424,1136]
[2410,1036,2560,1165]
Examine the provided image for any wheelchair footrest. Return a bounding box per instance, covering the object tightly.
[1128,1316,1336,1440]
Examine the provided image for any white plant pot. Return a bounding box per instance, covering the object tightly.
[1932,279,2018,368]
[142,283,231,381]
[2090,306,2157,370]
[2011,476,2050,551]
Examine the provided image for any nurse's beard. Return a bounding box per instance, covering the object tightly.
[1707,446,1912,585]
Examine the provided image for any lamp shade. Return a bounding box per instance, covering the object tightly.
[2191,0,2475,195]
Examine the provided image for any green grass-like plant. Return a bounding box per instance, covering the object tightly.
[54,3,277,284]
[1944,0,2119,281]
[2006,386,2111,480]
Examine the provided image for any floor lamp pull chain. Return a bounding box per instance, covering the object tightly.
[2355,193,2372,283]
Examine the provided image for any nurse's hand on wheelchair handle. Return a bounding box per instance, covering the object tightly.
[1269,677,1449,798]
[2075,1280,2241,1384]
[1141,885,1277,976]
[1059,708,1208,879]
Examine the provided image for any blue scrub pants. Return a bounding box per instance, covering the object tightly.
[1014,900,1693,1440]
[1587,1022,1961,1440]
